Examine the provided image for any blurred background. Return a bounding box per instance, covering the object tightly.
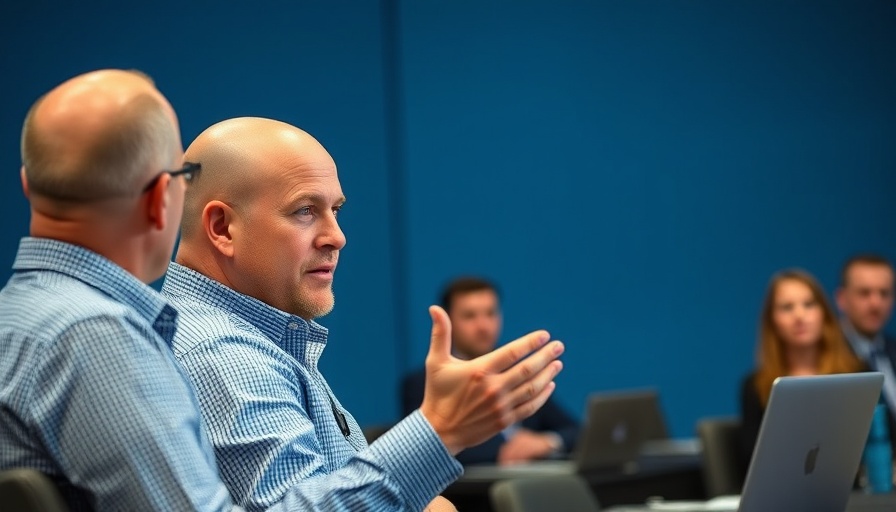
[1,0,894,437]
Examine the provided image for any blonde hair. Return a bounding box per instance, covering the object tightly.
[753,269,863,406]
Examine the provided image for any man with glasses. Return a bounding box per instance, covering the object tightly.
[161,116,566,511]
[0,69,235,510]
[0,70,493,512]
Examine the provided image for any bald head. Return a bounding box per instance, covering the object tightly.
[177,117,346,318]
[180,117,333,240]
[22,69,180,202]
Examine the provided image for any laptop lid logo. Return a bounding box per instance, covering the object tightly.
[611,422,628,444]
[804,444,820,475]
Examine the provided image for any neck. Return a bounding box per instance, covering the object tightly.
[841,318,883,350]
[852,323,879,342]
[451,347,475,361]
[175,242,236,291]
[30,204,158,283]
[786,344,819,376]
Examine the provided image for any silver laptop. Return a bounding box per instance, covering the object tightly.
[573,388,668,472]
[735,373,883,512]
[623,373,884,512]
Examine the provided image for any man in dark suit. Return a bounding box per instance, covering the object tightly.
[401,277,579,465]
[836,254,896,450]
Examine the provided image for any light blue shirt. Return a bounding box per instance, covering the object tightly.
[162,262,462,512]
[0,238,235,511]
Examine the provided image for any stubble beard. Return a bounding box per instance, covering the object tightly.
[295,286,336,320]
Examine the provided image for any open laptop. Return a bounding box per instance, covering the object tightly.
[462,388,669,479]
[645,372,884,512]
[573,388,669,472]
[737,373,883,511]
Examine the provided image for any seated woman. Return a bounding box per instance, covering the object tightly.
[739,269,864,471]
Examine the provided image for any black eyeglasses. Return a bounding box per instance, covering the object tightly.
[141,162,201,193]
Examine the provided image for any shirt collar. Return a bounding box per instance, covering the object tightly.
[162,261,329,353]
[841,318,885,358]
[12,237,177,343]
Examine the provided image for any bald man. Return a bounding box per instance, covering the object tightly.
[161,117,565,511]
[0,70,234,510]
[1,71,457,512]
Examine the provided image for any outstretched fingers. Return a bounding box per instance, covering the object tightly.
[504,358,563,412]
[496,338,565,392]
[509,380,558,425]
[479,330,554,373]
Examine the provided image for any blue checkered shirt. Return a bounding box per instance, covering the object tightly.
[162,262,462,512]
[0,238,236,511]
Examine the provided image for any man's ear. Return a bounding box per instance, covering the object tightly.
[146,173,171,230]
[20,167,29,198]
[835,287,846,313]
[203,200,236,258]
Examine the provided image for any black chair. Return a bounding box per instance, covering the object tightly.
[0,468,69,512]
[490,474,601,512]
[696,416,746,498]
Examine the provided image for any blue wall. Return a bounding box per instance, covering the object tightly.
[2,1,895,437]
[397,1,896,435]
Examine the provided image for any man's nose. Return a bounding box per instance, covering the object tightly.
[317,214,346,250]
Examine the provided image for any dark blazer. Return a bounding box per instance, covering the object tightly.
[844,332,896,453]
[879,334,896,451]
[400,367,580,465]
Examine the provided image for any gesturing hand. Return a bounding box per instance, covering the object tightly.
[419,305,564,455]
[424,496,457,512]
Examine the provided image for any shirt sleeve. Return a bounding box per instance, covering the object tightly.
[27,315,238,511]
[177,335,462,512]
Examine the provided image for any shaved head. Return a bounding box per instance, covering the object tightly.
[178,117,346,319]
[181,117,330,239]
[22,69,180,202]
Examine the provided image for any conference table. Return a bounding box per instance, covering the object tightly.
[440,438,896,512]
[441,441,705,512]
[603,491,896,512]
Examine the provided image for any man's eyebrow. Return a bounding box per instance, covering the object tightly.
[290,192,347,205]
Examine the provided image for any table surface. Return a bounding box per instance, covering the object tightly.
[603,491,896,512]
[443,447,705,512]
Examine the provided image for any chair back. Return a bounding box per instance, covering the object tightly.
[490,474,600,512]
[697,416,746,497]
[0,468,69,512]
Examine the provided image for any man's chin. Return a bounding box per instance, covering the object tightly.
[859,323,884,336]
[311,302,335,319]
[293,292,335,320]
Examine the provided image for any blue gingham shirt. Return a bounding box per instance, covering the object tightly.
[0,238,236,511]
[162,262,462,512]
